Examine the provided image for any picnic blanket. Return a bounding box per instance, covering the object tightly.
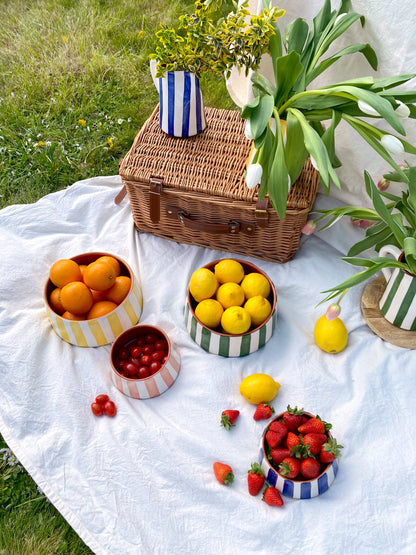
[0,175,415,555]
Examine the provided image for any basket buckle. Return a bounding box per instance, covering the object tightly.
[229,221,240,234]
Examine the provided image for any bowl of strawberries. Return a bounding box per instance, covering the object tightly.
[259,406,343,499]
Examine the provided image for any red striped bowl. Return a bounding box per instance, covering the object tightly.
[110,325,180,399]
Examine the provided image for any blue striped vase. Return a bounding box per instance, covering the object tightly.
[150,62,206,137]
[379,245,416,330]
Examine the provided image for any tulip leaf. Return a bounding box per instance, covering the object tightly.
[283,18,309,54]
[274,51,303,108]
[241,95,260,119]
[268,118,290,220]
[249,94,274,140]
[257,127,275,199]
[284,111,308,184]
[347,227,392,256]
[307,43,377,83]
[406,167,416,215]
[321,110,342,167]
[404,237,416,274]
[371,74,416,92]
[251,73,276,97]
[364,171,407,247]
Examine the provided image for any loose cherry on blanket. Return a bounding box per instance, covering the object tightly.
[91,394,117,417]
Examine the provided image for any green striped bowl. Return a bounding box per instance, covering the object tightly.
[184,259,276,357]
[45,252,143,347]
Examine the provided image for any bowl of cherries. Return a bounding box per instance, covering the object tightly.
[110,325,181,399]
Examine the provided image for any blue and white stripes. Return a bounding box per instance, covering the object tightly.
[158,70,206,137]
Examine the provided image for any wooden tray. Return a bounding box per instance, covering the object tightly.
[361,275,416,349]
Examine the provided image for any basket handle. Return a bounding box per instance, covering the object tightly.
[166,206,255,235]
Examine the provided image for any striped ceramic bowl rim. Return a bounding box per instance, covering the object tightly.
[110,325,180,399]
[185,259,276,357]
[44,252,143,347]
[259,412,338,499]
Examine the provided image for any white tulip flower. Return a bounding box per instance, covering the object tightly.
[310,156,319,171]
[245,163,263,189]
[358,100,379,117]
[395,100,410,119]
[244,120,253,140]
[380,134,404,155]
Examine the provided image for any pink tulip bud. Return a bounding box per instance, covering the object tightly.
[350,217,374,229]
[301,220,316,235]
[326,303,341,321]
[377,177,390,191]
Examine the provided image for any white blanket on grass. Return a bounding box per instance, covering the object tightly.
[0,175,415,555]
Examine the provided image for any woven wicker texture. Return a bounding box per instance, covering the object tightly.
[119,106,319,263]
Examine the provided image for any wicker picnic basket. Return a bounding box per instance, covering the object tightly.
[117,105,319,263]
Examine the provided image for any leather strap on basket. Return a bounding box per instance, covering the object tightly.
[149,177,163,223]
[166,206,255,235]
[255,198,269,227]
[114,185,127,205]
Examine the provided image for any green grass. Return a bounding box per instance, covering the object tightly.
[0,0,236,552]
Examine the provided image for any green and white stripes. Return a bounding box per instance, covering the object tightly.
[184,299,276,357]
[380,267,416,330]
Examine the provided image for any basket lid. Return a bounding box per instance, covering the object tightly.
[119,105,318,210]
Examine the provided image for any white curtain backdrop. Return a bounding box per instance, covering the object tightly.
[227,0,416,206]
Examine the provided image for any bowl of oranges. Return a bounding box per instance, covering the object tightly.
[44,252,143,347]
[184,259,276,357]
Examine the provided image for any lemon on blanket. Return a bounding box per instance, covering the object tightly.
[314,314,348,354]
[221,306,251,334]
[195,299,224,328]
[216,282,245,309]
[189,268,218,302]
[241,272,271,299]
[244,295,272,327]
[214,259,245,284]
[240,373,280,404]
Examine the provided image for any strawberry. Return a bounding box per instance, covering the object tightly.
[269,447,290,466]
[279,457,300,479]
[213,462,234,485]
[320,437,343,464]
[266,420,288,447]
[303,433,328,456]
[300,457,321,480]
[286,431,301,450]
[282,405,304,432]
[298,416,331,435]
[262,486,284,507]
[220,409,240,430]
[247,463,265,496]
[253,402,274,421]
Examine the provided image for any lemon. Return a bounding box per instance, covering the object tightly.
[221,306,251,334]
[189,268,218,302]
[244,295,272,327]
[214,259,245,284]
[241,272,271,299]
[216,282,245,309]
[195,299,224,329]
[314,314,348,354]
[240,373,280,404]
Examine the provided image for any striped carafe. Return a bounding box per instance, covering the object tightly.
[379,245,416,330]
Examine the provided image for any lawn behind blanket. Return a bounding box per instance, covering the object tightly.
[0,0,234,552]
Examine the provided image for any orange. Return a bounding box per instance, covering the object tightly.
[83,260,117,291]
[60,281,94,315]
[49,287,65,314]
[90,288,107,303]
[79,264,88,280]
[96,256,121,277]
[62,311,86,321]
[87,300,118,319]
[104,276,131,304]
[49,259,82,288]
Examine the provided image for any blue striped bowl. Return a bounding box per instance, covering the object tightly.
[184,259,276,357]
[259,412,339,499]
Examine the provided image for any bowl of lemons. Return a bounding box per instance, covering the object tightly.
[184,259,276,357]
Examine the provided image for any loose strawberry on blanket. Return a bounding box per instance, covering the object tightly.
[253,402,274,421]
[220,409,240,431]
[298,416,331,435]
[320,437,343,464]
[247,463,265,496]
[282,405,304,432]
[213,462,234,485]
[262,486,284,507]
[300,458,321,480]
[279,457,300,479]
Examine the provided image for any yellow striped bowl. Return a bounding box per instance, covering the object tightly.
[44,252,143,347]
